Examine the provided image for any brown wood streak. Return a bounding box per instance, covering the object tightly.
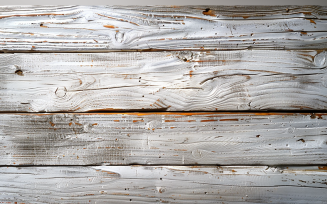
[0,112,326,165]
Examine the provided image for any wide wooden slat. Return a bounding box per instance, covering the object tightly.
[0,166,326,203]
[1,5,327,51]
[1,50,327,112]
[1,112,326,165]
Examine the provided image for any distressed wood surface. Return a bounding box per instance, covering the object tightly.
[0,166,327,203]
[1,50,327,112]
[1,5,327,51]
[1,112,327,166]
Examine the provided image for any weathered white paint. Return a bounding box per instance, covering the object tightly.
[0,5,326,51]
[1,50,327,112]
[0,166,326,203]
[1,112,326,165]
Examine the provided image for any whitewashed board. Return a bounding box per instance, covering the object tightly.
[0,166,326,203]
[1,50,327,112]
[0,5,327,51]
[1,112,326,165]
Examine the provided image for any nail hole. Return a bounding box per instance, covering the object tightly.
[15,70,23,76]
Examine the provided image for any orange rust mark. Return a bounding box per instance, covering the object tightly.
[308,19,316,24]
[106,172,118,174]
[287,29,294,32]
[200,119,217,122]
[203,9,216,17]
[242,16,250,19]
[165,120,176,122]
[220,119,239,121]
[133,120,144,123]
[75,122,83,126]
[318,166,327,170]
[92,123,98,126]
[316,114,323,119]
[69,122,72,126]
[103,25,117,29]
[301,31,307,35]
[231,170,237,172]
[174,149,187,151]
[186,120,196,122]
[49,122,55,127]
[189,71,193,77]
[114,120,120,122]
[170,5,180,8]
[302,12,312,15]
[170,127,176,129]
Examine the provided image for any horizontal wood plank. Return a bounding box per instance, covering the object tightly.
[1,112,327,165]
[0,5,327,51]
[0,166,326,203]
[1,50,327,112]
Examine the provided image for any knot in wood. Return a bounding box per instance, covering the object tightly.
[55,87,67,98]
[314,51,326,67]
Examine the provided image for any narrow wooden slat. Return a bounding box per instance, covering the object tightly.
[0,166,326,203]
[1,5,327,51]
[1,112,326,165]
[1,50,327,112]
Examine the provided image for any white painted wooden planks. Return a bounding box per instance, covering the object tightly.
[0,166,326,203]
[1,112,326,165]
[0,6,327,51]
[1,50,327,112]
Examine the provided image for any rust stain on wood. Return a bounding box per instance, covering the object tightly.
[200,119,218,122]
[220,119,239,121]
[202,8,216,17]
[103,25,117,29]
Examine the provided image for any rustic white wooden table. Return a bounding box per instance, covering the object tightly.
[0,5,327,203]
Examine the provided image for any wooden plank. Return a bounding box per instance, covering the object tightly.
[0,166,326,203]
[0,5,327,51]
[1,112,327,166]
[1,50,327,112]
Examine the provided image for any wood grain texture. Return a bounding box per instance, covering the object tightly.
[0,5,327,51]
[0,166,327,203]
[1,112,327,165]
[1,50,327,112]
